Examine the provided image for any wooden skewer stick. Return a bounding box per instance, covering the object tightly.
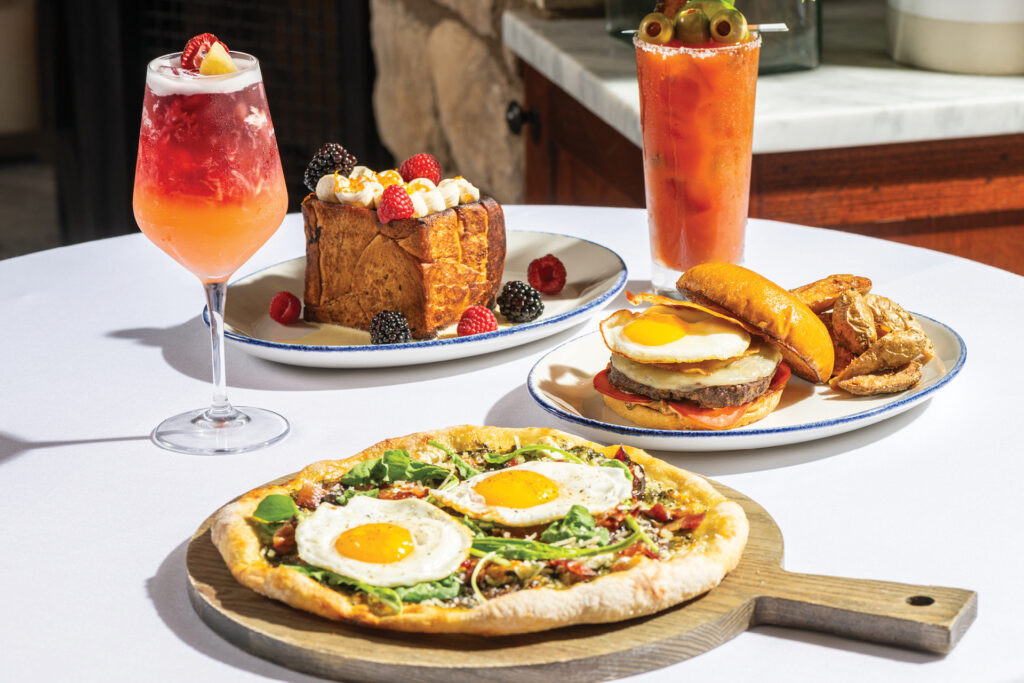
[621,23,789,35]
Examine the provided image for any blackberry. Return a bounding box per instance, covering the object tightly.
[370,310,412,344]
[497,281,543,323]
[303,143,358,192]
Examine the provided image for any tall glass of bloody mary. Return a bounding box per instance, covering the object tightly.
[133,42,289,454]
[635,32,760,295]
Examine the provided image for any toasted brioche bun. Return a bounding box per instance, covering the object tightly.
[602,382,785,431]
[677,263,834,383]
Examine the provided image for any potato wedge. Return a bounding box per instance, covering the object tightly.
[790,274,872,314]
[832,290,877,354]
[835,329,929,381]
[864,294,935,361]
[832,360,922,395]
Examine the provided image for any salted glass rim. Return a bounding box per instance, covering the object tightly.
[633,33,762,56]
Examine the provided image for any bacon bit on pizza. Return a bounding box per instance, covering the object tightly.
[643,503,674,523]
[549,559,597,584]
[378,482,429,500]
[595,505,640,532]
[295,482,326,509]
[641,504,705,531]
[664,511,706,532]
[272,521,297,554]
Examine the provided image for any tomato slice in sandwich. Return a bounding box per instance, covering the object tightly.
[593,363,792,430]
[592,368,651,403]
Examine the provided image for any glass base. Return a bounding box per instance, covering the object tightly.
[151,405,289,455]
[650,261,686,299]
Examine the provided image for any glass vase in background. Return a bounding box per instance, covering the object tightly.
[744,0,821,73]
[606,0,650,40]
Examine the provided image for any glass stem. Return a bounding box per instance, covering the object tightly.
[204,281,239,424]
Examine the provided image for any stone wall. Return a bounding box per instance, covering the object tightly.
[370,0,531,203]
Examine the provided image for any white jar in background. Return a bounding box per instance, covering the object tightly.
[887,0,1024,75]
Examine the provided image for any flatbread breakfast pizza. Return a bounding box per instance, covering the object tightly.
[211,425,749,635]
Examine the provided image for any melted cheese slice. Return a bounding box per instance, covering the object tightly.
[611,343,782,391]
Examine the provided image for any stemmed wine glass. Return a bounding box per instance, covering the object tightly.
[133,49,289,454]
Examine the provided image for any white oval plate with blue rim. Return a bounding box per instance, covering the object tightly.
[527,315,966,451]
[212,230,627,368]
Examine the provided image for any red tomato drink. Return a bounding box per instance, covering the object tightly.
[635,35,760,294]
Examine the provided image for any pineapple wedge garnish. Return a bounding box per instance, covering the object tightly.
[199,41,237,75]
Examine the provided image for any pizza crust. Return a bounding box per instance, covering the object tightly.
[210,425,749,635]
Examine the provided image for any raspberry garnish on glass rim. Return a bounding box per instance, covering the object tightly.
[182,33,228,71]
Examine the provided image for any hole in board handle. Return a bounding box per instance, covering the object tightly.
[907,595,935,606]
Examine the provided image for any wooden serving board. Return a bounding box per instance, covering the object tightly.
[186,481,977,681]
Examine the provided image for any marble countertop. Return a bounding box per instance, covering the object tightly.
[502,0,1024,153]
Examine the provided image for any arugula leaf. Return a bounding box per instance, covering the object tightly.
[483,450,519,466]
[481,444,585,466]
[600,458,633,481]
[392,574,462,603]
[340,450,450,487]
[450,453,481,479]
[426,439,481,479]
[339,459,378,486]
[248,519,281,546]
[624,514,660,553]
[539,505,610,546]
[252,494,298,523]
[283,563,403,615]
[472,531,641,561]
[338,487,379,504]
[458,517,486,537]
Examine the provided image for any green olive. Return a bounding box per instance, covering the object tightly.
[709,8,748,44]
[674,8,710,45]
[637,12,674,45]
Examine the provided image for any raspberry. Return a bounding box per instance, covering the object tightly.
[304,143,358,192]
[457,306,498,337]
[182,33,227,71]
[370,310,412,344]
[398,153,442,185]
[378,184,414,223]
[497,281,544,323]
[269,291,301,325]
[527,254,567,295]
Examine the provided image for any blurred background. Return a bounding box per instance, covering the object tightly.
[2,0,1022,272]
[0,0,531,259]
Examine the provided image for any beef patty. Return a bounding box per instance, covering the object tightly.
[607,365,775,409]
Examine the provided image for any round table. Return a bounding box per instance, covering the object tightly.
[3,206,1020,682]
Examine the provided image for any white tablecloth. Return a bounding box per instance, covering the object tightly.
[3,206,1022,682]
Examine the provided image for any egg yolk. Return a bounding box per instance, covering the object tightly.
[623,311,689,346]
[473,470,559,508]
[334,523,413,564]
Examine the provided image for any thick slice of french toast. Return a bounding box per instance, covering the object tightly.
[301,196,506,339]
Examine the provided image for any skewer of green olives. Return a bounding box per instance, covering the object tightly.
[639,0,749,46]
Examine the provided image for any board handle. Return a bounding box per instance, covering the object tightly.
[750,566,977,654]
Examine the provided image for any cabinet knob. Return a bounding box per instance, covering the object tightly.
[506,101,540,138]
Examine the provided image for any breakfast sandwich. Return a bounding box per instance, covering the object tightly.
[594,263,834,431]
[210,425,749,634]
